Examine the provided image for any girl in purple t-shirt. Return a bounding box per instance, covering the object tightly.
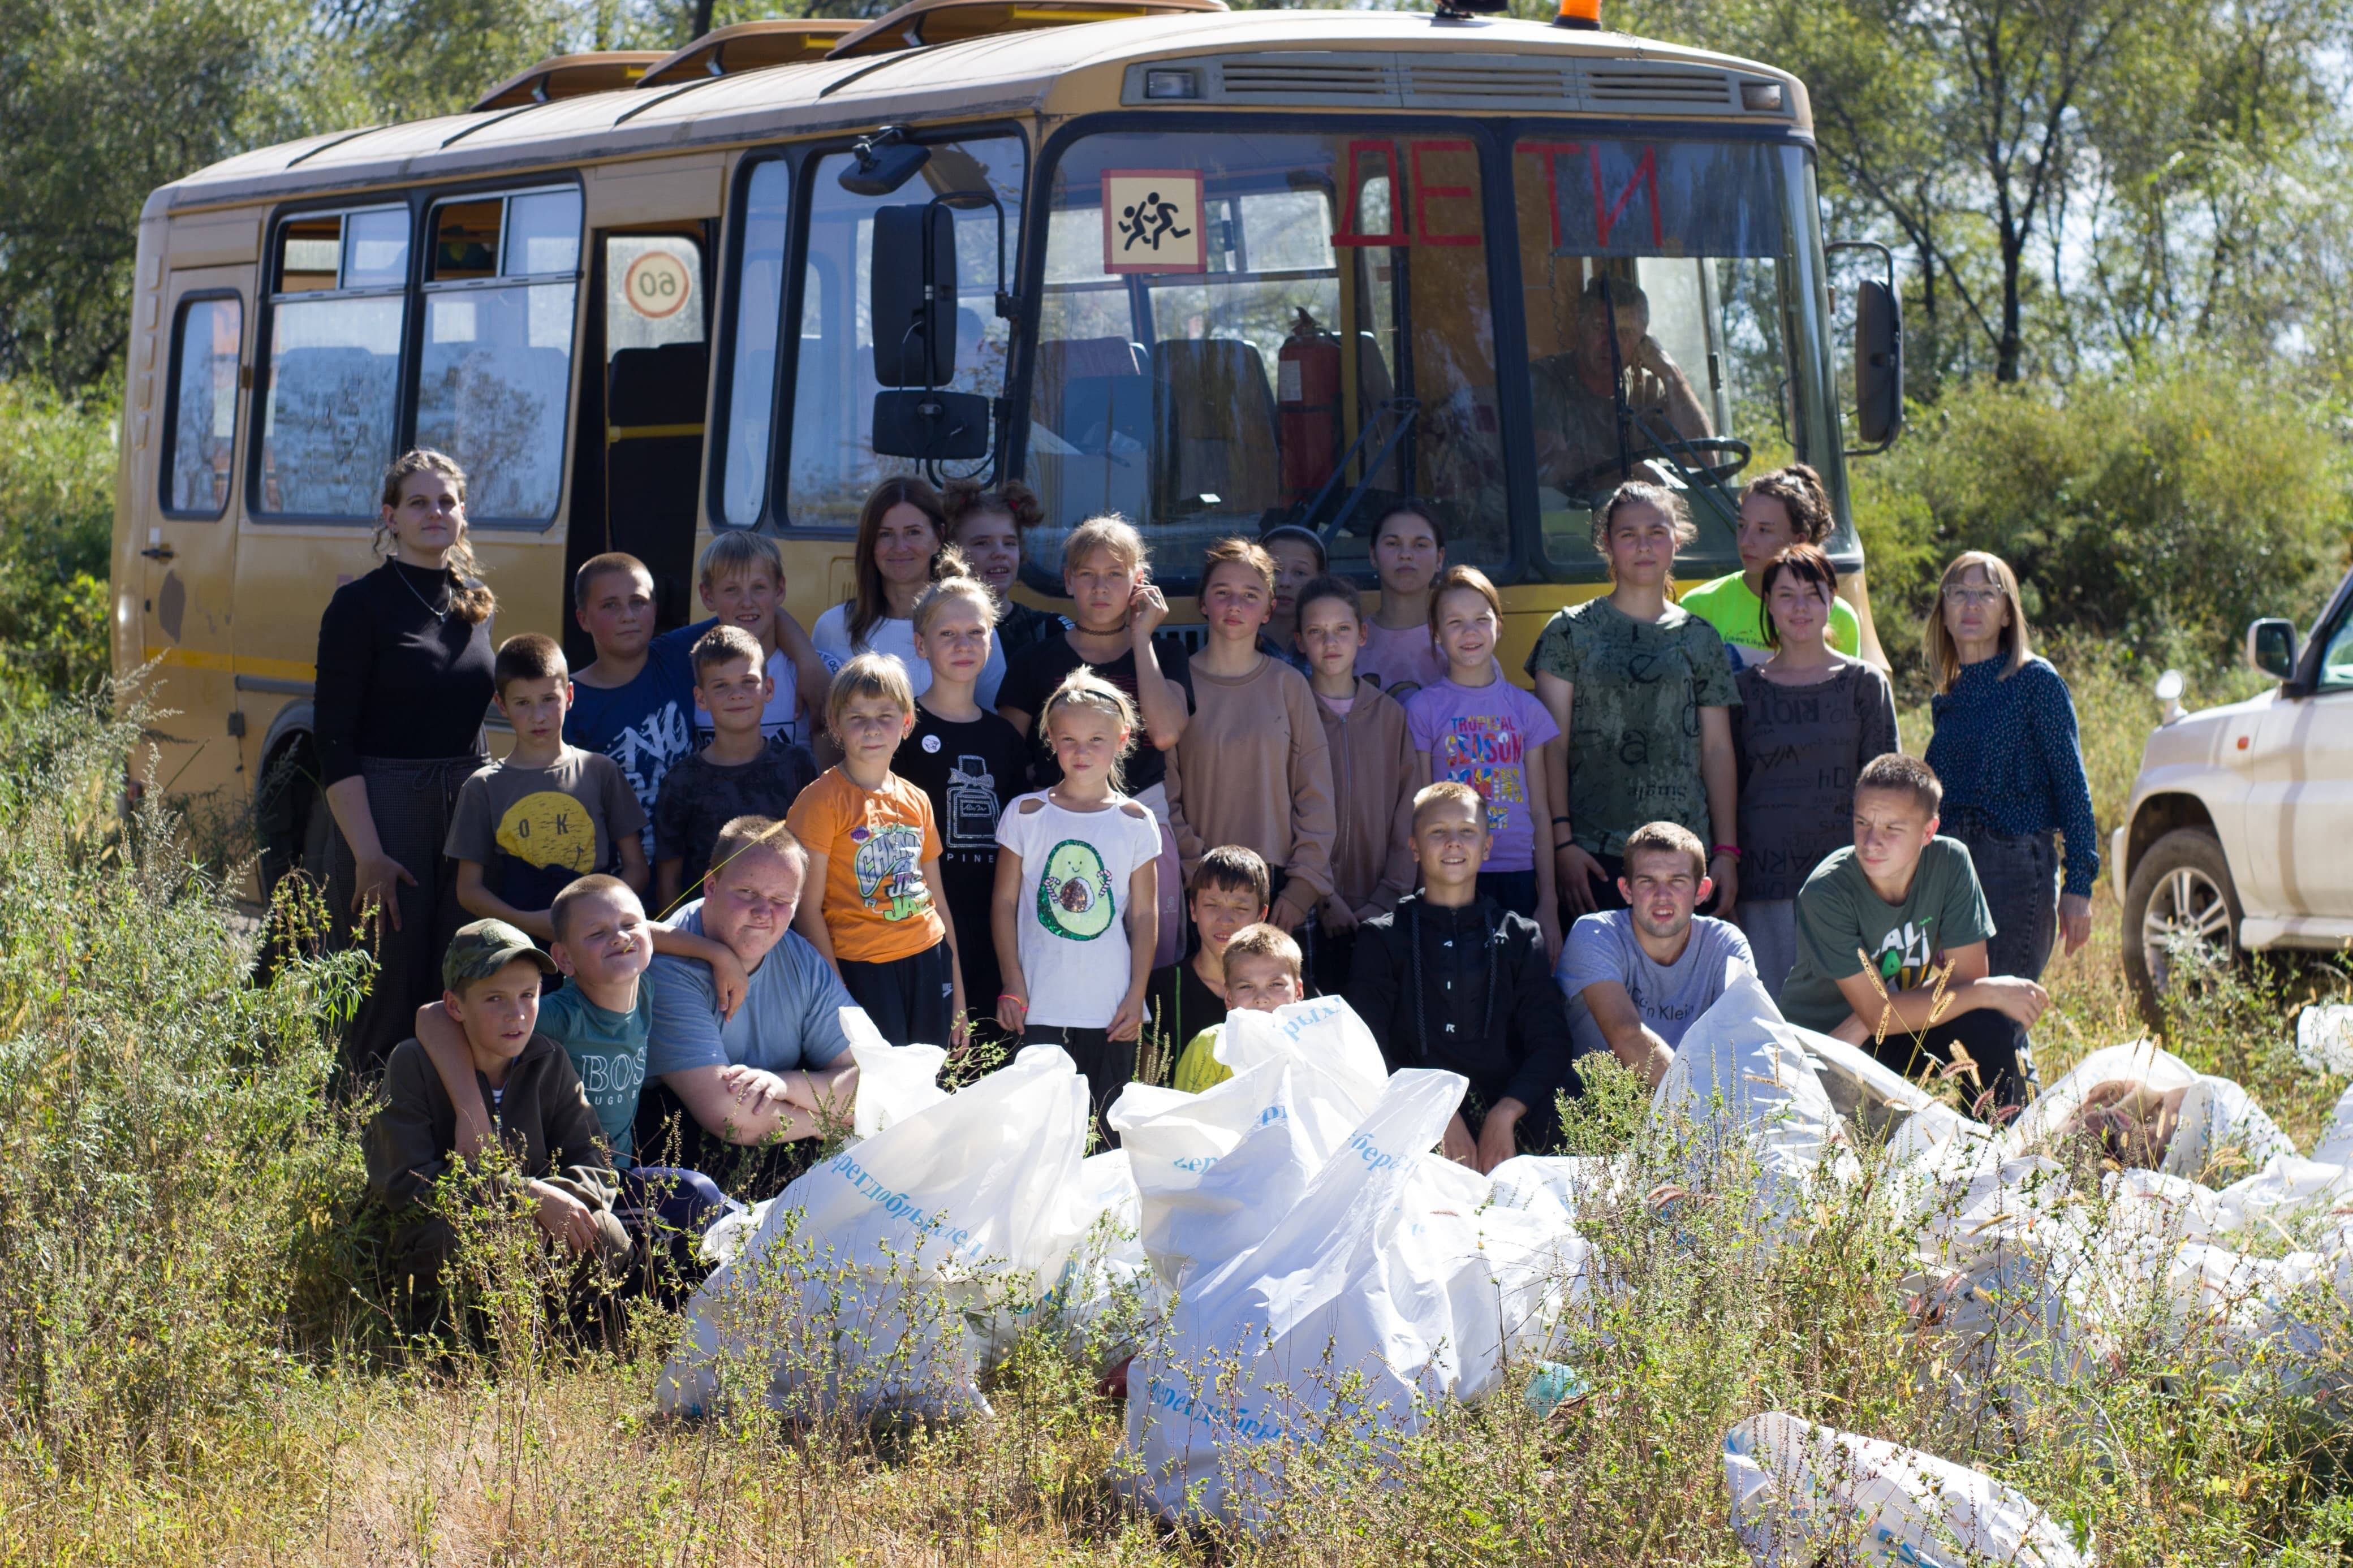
[1406,567,1563,960]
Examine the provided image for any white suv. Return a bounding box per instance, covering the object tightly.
[2115,574,2353,1016]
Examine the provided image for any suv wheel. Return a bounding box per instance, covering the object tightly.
[2121,827,2241,1025]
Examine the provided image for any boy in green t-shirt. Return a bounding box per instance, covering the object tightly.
[1169,924,1305,1093]
[1778,754,2048,1109]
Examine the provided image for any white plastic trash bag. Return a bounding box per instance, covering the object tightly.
[2006,1038,2292,1180]
[1109,995,1389,1291]
[849,1034,949,1139]
[1130,1068,1574,1523]
[1045,1149,1157,1370]
[1722,1411,2088,1567]
[1655,967,1850,1216]
[657,1044,1091,1420]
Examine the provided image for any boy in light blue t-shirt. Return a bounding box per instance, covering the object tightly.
[415,875,734,1271]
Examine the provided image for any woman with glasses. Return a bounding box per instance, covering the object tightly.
[1923,551,2098,1074]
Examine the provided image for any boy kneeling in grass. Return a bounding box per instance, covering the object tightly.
[1168,922,1306,1092]
[367,919,632,1329]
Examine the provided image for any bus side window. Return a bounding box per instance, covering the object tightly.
[256,208,407,519]
[781,136,1024,529]
[416,187,583,524]
[164,296,243,518]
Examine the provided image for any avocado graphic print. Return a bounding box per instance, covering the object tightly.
[1036,839,1117,940]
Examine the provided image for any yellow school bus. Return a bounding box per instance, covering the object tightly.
[111,0,1899,896]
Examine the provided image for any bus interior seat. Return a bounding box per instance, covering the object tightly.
[1151,337,1280,516]
[1062,373,1150,457]
[606,341,709,629]
[263,347,399,513]
[1033,335,1146,442]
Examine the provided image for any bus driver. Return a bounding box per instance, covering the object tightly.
[1529,278,1712,501]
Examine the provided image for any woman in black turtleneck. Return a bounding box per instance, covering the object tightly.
[316,450,498,1078]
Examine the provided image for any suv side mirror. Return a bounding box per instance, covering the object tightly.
[871,202,956,389]
[2248,617,2298,679]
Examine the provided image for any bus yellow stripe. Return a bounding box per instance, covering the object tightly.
[143,647,317,683]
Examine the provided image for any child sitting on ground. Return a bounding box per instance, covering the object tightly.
[1346,783,1582,1174]
[367,919,633,1328]
[414,879,736,1280]
[448,634,647,941]
[1142,846,1270,1080]
[1168,923,1307,1092]
[1294,574,1417,990]
[653,625,820,910]
[1166,537,1336,936]
[1778,752,2047,1111]
[994,672,1165,1142]
[787,655,967,1048]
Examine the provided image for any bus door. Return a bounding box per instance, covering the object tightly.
[148,265,250,793]
[581,228,710,647]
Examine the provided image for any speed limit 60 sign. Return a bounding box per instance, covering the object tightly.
[623,250,692,319]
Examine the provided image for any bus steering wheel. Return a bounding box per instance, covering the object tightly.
[1559,436,1753,504]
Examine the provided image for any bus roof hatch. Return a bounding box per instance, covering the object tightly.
[826,0,1229,61]
[637,20,865,88]
[470,51,669,113]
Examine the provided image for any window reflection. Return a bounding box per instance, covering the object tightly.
[414,186,581,522]
[166,297,242,516]
[783,139,1024,529]
[1026,129,1505,589]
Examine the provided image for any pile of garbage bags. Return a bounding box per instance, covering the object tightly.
[654,961,2353,1553]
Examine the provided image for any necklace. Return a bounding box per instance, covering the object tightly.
[393,559,453,623]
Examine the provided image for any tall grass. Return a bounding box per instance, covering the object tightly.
[5,680,2353,1562]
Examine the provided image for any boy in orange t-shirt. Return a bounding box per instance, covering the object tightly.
[787,654,966,1049]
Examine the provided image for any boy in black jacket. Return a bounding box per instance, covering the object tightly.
[1346,782,1581,1171]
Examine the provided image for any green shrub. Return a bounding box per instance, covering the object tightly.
[0,686,375,1480]
[0,379,116,708]
[1855,357,2353,662]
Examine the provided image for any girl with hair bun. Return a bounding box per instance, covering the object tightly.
[942,478,1063,660]
[314,448,499,1078]
[1682,464,1867,671]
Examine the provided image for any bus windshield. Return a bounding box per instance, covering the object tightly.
[1019,126,1837,586]
[1511,135,1842,572]
[1023,127,1508,588]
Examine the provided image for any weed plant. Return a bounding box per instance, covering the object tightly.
[11,677,2353,1560]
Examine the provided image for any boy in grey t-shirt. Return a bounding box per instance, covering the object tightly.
[1554,823,1754,1087]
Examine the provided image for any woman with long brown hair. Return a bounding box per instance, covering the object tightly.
[315,448,498,1078]
[1922,550,2098,1077]
[811,477,1006,706]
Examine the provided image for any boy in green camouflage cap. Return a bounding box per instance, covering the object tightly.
[365,917,634,1328]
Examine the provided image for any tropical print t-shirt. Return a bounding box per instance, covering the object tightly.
[994,791,1164,1029]
[1523,594,1740,854]
[785,768,946,964]
[1403,679,1562,873]
[1778,837,1996,1034]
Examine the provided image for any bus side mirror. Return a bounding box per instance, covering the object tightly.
[872,390,991,460]
[2248,617,2298,680]
[1854,277,1903,451]
[871,203,956,388]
